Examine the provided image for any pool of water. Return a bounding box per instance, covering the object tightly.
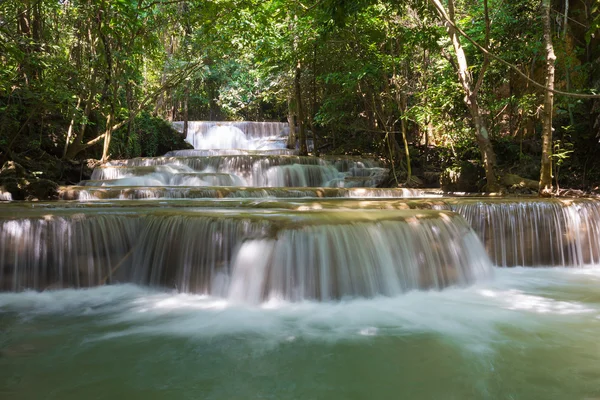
[2,268,600,399]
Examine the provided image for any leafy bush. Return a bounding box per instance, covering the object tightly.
[111,112,192,158]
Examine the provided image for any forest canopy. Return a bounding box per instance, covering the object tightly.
[1,0,599,194]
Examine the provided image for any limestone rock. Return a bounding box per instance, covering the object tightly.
[501,174,539,192]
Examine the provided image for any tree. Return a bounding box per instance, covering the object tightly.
[539,0,556,196]
[430,0,499,191]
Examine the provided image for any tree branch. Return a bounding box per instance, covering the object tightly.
[429,0,600,99]
[77,60,203,153]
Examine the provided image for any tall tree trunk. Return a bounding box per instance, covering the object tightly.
[17,1,32,86]
[64,83,97,159]
[391,60,412,183]
[63,97,82,158]
[310,42,319,155]
[399,95,411,183]
[286,92,297,149]
[183,85,189,138]
[539,0,556,196]
[295,61,308,156]
[101,113,112,162]
[431,0,499,191]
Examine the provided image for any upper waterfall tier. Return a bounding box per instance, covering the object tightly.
[0,206,491,300]
[172,121,290,150]
[67,120,388,189]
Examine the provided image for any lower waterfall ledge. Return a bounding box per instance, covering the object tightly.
[0,207,491,300]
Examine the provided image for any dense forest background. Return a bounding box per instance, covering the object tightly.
[1,0,599,195]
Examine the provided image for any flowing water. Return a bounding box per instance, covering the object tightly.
[2,269,600,399]
[2,121,600,399]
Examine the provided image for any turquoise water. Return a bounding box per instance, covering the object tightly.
[2,268,600,400]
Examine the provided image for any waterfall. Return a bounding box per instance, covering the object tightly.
[0,213,139,291]
[228,214,491,302]
[86,155,388,188]
[451,199,600,267]
[0,191,12,201]
[257,164,341,187]
[6,119,600,303]
[172,121,289,149]
[59,187,444,200]
[59,187,442,201]
[0,208,492,298]
[165,149,298,156]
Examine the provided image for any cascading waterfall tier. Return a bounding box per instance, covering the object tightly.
[165,149,299,157]
[59,186,443,200]
[0,206,491,299]
[70,119,388,189]
[49,196,600,268]
[84,155,387,188]
[0,190,11,201]
[172,121,289,149]
[450,199,600,267]
[0,210,140,291]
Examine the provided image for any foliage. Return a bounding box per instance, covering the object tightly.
[0,0,599,189]
[111,112,192,159]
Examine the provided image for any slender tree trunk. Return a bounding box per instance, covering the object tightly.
[183,85,189,138]
[125,83,134,156]
[399,97,411,183]
[310,42,318,155]
[391,60,412,183]
[539,0,556,196]
[63,97,82,158]
[65,83,97,159]
[431,0,499,191]
[295,61,308,155]
[286,92,297,149]
[101,113,112,162]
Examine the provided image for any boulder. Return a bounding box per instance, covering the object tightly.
[501,173,539,192]
[0,161,59,201]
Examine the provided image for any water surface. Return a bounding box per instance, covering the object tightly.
[2,268,600,399]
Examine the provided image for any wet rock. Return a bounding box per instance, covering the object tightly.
[0,161,59,201]
[0,161,27,177]
[0,177,24,200]
[27,179,59,201]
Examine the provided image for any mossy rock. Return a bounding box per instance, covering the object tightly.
[27,179,59,200]
[0,161,59,200]
[0,177,26,200]
[0,161,27,178]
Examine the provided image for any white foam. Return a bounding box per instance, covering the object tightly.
[2,268,599,349]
